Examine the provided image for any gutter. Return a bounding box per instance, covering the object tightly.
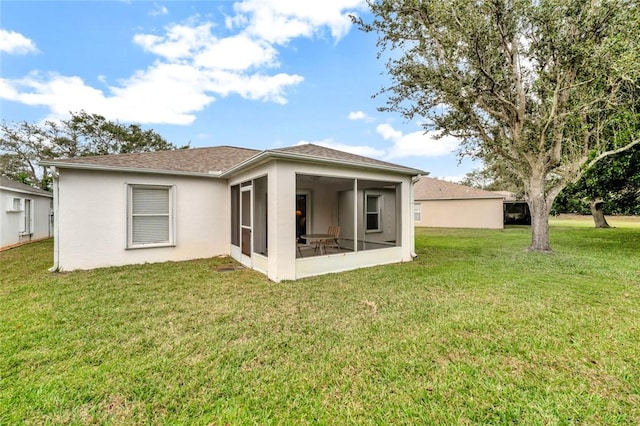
[39,160,223,178]
[49,166,60,272]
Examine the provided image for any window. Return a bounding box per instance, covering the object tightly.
[6,196,23,212]
[413,203,422,222]
[21,199,32,234]
[365,193,381,232]
[127,185,175,248]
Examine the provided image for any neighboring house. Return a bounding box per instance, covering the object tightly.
[494,191,532,225]
[41,144,424,281]
[1,176,53,250]
[413,177,505,229]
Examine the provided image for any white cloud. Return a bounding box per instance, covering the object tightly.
[377,123,461,159]
[194,34,278,71]
[2,62,303,125]
[133,23,216,61]
[0,1,365,125]
[231,0,366,44]
[203,70,303,104]
[2,73,110,118]
[296,139,385,158]
[291,121,460,165]
[0,29,38,54]
[0,78,20,99]
[149,3,169,17]
[347,110,369,121]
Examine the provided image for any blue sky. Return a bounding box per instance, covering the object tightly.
[1,0,479,180]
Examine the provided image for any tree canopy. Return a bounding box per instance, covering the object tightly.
[357,0,640,251]
[0,111,186,190]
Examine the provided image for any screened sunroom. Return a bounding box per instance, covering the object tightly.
[228,151,419,282]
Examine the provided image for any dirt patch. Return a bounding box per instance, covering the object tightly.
[215,266,245,272]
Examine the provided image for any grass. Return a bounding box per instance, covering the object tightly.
[550,213,640,228]
[1,222,639,425]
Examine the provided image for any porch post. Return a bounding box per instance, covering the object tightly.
[267,162,297,281]
[404,176,415,261]
[353,178,358,253]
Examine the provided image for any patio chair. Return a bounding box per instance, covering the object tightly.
[320,225,341,252]
[297,241,307,257]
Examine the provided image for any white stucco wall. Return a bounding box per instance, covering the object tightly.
[54,160,417,280]
[1,188,52,249]
[55,169,229,271]
[415,198,504,229]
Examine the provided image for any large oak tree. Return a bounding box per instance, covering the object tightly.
[357,0,640,251]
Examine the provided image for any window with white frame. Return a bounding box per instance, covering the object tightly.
[127,185,175,248]
[365,193,382,232]
[21,199,33,234]
[6,196,23,212]
[413,203,422,222]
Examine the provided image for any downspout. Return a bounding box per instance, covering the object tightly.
[49,166,60,272]
[410,174,422,259]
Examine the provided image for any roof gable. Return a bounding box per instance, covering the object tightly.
[414,176,504,200]
[271,144,415,172]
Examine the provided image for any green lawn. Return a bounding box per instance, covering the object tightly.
[1,223,639,425]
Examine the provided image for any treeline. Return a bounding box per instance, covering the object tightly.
[0,111,188,190]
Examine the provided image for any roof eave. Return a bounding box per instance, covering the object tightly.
[0,185,53,197]
[40,160,223,178]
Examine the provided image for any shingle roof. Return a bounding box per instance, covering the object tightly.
[43,146,260,175]
[42,143,424,177]
[0,176,53,197]
[271,144,418,172]
[414,176,504,200]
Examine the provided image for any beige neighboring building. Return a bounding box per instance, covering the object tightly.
[414,177,505,229]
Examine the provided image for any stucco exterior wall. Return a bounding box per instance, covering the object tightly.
[55,169,228,270]
[415,198,504,229]
[0,188,52,248]
[1,188,52,249]
[54,159,417,280]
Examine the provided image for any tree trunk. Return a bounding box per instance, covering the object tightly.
[590,199,611,228]
[526,175,554,252]
[528,200,553,252]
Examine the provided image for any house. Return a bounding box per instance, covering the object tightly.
[413,177,504,229]
[1,176,53,250]
[494,191,531,225]
[41,144,424,281]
